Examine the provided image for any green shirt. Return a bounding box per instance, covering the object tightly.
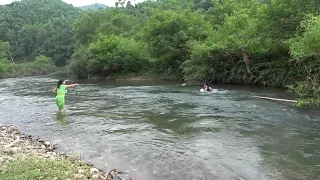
[56,85,67,97]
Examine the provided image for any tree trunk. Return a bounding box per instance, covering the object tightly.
[7,49,14,64]
[240,48,250,74]
[253,96,297,103]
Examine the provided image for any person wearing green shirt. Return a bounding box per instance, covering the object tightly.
[52,79,79,113]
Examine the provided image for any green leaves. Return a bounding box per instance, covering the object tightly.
[0,55,56,79]
[144,9,212,72]
[34,55,54,66]
[289,15,320,59]
[0,41,10,59]
[66,0,320,106]
[0,0,81,65]
[69,34,150,78]
[89,34,150,75]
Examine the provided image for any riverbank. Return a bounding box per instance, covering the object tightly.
[0,123,131,180]
[81,72,181,82]
[0,55,57,79]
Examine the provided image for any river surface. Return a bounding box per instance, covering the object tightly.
[0,72,319,180]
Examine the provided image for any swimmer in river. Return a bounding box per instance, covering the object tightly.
[52,80,79,113]
[200,83,214,92]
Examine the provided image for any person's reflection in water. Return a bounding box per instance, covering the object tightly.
[56,113,68,126]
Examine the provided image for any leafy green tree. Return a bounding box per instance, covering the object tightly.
[0,0,81,65]
[290,15,320,59]
[0,41,10,59]
[96,10,142,38]
[144,9,212,74]
[194,0,213,10]
[69,45,91,79]
[73,10,110,45]
[287,15,320,106]
[87,34,150,77]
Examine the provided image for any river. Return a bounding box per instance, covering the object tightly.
[0,72,319,180]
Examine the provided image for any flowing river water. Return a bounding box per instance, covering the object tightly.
[0,72,319,180]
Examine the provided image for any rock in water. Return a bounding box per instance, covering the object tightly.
[44,141,51,146]
[110,169,117,177]
[90,167,99,174]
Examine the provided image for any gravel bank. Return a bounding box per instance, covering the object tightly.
[0,123,131,180]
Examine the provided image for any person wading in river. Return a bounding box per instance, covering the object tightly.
[52,80,79,113]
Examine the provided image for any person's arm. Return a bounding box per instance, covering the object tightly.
[52,88,57,93]
[66,83,79,88]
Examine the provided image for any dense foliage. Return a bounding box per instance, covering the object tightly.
[1,0,319,106]
[0,55,57,79]
[0,0,81,66]
[70,34,150,79]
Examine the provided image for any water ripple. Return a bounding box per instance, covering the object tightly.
[0,73,319,180]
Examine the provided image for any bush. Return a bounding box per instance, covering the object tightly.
[0,59,10,77]
[34,55,55,66]
[289,15,320,59]
[87,34,151,77]
[68,45,91,79]
[288,15,320,107]
[144,9,212,73]
[180,39,316,88]
[0,55,57,79]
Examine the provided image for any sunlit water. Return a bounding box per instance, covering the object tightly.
[0,72,319,180]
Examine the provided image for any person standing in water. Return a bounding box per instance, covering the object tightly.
[52,80,79,113]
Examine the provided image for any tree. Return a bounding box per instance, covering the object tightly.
[144,9,212,74]
[0,0,81,65]
[287,14,320,106]
[0,41,10,59]
[88,34,150,76]
[115,0,136,8]
[290,15,320,59]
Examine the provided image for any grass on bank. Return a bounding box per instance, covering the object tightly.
[0,156,90,180]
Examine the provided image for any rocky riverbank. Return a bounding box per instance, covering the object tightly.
[0,123,131,180]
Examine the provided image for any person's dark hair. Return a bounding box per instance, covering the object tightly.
[57,80,64,89]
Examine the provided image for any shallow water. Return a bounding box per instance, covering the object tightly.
[0,72,319,180]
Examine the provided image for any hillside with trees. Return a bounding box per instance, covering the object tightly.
[0,0,319,106]
[0,0,81,66]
